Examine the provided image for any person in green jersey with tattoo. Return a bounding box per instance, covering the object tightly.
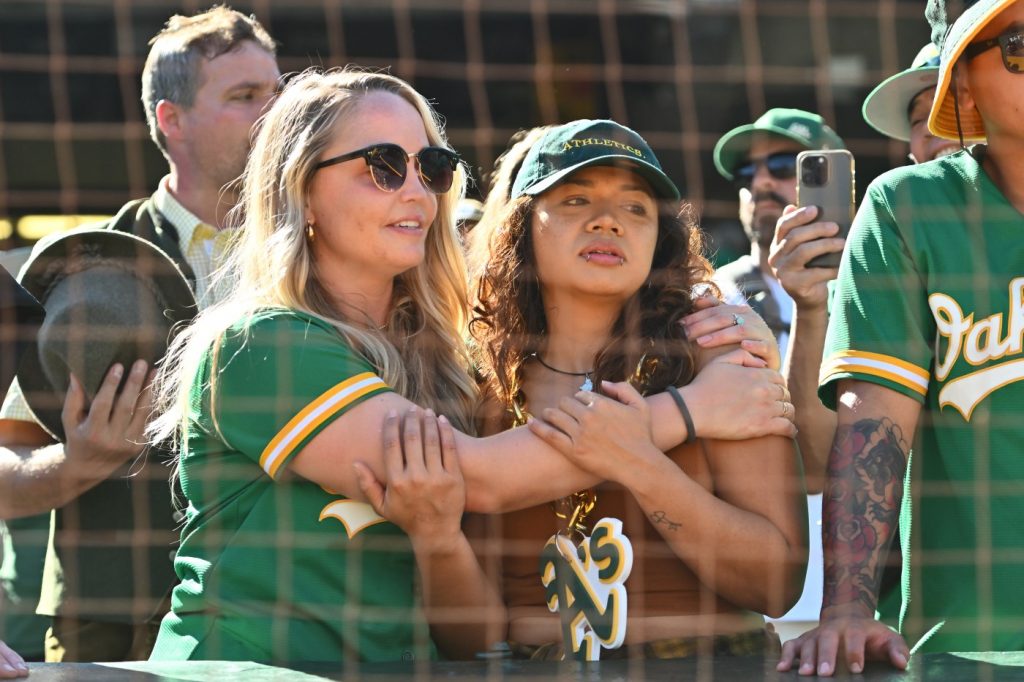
[778,0,1024,675]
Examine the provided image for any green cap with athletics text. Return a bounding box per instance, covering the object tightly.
[510,119,680,201]
[713,108,845,181]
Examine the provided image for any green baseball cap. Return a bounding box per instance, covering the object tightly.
[510,119,680,201]
[713,108,845,181]
[862,44,941,142]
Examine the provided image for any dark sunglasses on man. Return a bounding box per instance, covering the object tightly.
[314,142,460,194]
[963,24,1024,73]
[732,151,799,190]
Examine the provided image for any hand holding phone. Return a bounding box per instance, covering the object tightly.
[796,149,855,268]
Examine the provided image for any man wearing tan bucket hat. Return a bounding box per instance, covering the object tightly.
[778,0,1024,675]
[0,6,280,663]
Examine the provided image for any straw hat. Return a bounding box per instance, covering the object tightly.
[17,229,196,441]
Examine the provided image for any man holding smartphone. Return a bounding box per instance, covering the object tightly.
[775,42,968,633]
[712,110,845,363]
[778,0,1024,674]
[770,40,966,585]
[713,109,845,492]
[711,111,845,632]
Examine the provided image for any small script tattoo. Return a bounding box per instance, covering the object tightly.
[651,511,680,531]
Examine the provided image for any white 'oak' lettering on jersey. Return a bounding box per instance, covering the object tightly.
[930,277,1024,420]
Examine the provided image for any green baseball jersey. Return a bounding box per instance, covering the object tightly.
[150,309,436,663]
[820,149,1024,652]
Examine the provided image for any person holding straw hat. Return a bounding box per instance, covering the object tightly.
[0,5,280,662]
[778,0,1024,675]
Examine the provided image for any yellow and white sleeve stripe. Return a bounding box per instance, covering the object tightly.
[820,350,929,397]
[259,372,388,479]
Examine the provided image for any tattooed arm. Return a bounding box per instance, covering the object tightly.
[777,380,921,677]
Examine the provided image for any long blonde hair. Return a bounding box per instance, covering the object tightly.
[150,67,477,456]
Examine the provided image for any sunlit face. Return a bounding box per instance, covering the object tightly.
[738,135,803,249]
[179,41,280,192]
[530,165,659,304]
[907,87,959,163]
[305,91,438,287]
[958,1,1024,141]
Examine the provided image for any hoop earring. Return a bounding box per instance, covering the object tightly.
[306,221,316,240]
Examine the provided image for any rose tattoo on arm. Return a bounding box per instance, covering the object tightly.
[822,418,908,614]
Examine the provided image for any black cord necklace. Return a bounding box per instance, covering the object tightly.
[529,352,594,392]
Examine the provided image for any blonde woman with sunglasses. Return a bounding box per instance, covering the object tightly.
[148,68,797,664]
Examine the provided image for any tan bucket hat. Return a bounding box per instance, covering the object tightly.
[927,0,1019,141]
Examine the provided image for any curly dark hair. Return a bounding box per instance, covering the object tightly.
[470,189,716,416]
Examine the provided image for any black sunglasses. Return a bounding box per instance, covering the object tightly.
[963,25,1024,74]
[314,143,459,194]
[732,152,799,190]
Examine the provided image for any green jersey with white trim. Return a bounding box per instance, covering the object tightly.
[150,309,436,663]
[819,149,1024,653]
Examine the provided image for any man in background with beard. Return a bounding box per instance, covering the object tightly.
[710,109,845,633]
[712,109,846,360]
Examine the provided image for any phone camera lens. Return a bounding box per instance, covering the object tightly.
[801,155,829,187]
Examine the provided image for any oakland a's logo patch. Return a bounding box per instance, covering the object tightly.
[319,499,387,538]
[539,517,634,661]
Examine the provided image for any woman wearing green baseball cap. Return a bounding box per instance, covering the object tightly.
[465,119,807,659]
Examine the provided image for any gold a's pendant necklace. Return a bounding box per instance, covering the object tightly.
[509,386,597,541]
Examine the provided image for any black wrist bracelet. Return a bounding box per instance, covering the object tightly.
[666,385,696,444]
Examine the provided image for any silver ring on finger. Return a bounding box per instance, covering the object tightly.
[732,313,745,326]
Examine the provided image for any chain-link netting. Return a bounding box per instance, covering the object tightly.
[0,0,931,260]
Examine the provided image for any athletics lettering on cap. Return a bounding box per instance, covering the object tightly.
[510,119,681,200]
[787,122,813,141]
[561,137,645,158]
